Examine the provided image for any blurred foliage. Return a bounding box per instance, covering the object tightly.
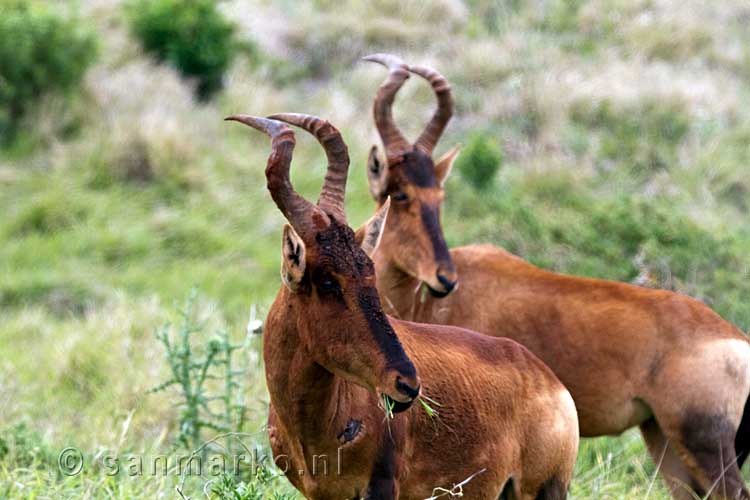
[627,22,713,62]
[455,132,504,190]
[535,0,602,54]
[534,0,642,56]
[569,98,690,177]
[126,0,237,99]
[0,423,56,471]
[7,189,90,236]
[0,1,96,142]
[693,126,750,213]
[464,0,521,36]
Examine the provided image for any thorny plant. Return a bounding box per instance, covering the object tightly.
[206,467,296,500]
[173,431,296,500]
[151,291,252,456]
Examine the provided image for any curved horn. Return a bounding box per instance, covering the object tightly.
[363,53,411,159]
[408,64,454,155]
[225,115,325,239]
[269,113,349,224]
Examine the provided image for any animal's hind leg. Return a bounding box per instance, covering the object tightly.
[643,335,750,499]
[532,477,567,500]
[675,413,749,499]
[497,477,518,500]
[640,418,705,500]
[653,412,750,500]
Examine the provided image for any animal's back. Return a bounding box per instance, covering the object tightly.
[412,244,748,437]
[448,243,744,344]
[394,319,579,499]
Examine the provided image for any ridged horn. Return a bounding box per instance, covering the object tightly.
[363,53,411,159]
[269,113,349,224]
[225,115,326,240]
[408,64,454,155]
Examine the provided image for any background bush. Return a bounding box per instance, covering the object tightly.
[126,0,237,99]
[455,131,504,190]
[0,1,96,142]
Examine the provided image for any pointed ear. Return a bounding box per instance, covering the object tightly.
[281,224,306,292]
[435,145,460,187]
[367,145,388,200]
[356,197,390,257]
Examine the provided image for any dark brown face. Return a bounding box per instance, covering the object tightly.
[295,218,420,411]
[228,112,419,411]
[369,148,458,297]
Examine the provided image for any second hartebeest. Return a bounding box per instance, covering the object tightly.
[226,112,579,499]
[363,53,750,500]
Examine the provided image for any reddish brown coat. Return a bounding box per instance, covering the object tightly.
[364,54,750,500]
[228,112,579,500]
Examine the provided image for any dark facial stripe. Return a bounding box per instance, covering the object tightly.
[401,150,437,188]
[420,204,453,266]
[357,287,416,377]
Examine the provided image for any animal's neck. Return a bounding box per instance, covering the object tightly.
[372,247,422,320]
[263,288,347,437]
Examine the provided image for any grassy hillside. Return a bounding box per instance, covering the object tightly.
[1,0,749,498]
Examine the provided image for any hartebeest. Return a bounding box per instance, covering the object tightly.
[226,112,579,499]
[363,53,750,500]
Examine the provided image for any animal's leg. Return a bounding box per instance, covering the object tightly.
[640,417,705,500]
[674,413,749,500]
[498,477,519,500]
[735,393,750,470]
[364,476,397,499]
[643,336,750,499]
[652,412,750,500]
[532,476,568,500]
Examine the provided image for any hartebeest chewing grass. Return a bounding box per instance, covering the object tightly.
[226,112,579,499]
[363,53,750,500]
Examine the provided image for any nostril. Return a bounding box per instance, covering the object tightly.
[395,376,420,400]
[437,274,456,292]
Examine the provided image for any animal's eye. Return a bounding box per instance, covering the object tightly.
[318,277,338,292]
[392,192,409,203]
[337,418,363,444]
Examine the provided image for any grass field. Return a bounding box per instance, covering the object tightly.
[2,0,750,498]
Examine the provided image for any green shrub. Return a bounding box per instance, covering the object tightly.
[127,0,237,99]
[0,1,96,141]
[455,132,504,190]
